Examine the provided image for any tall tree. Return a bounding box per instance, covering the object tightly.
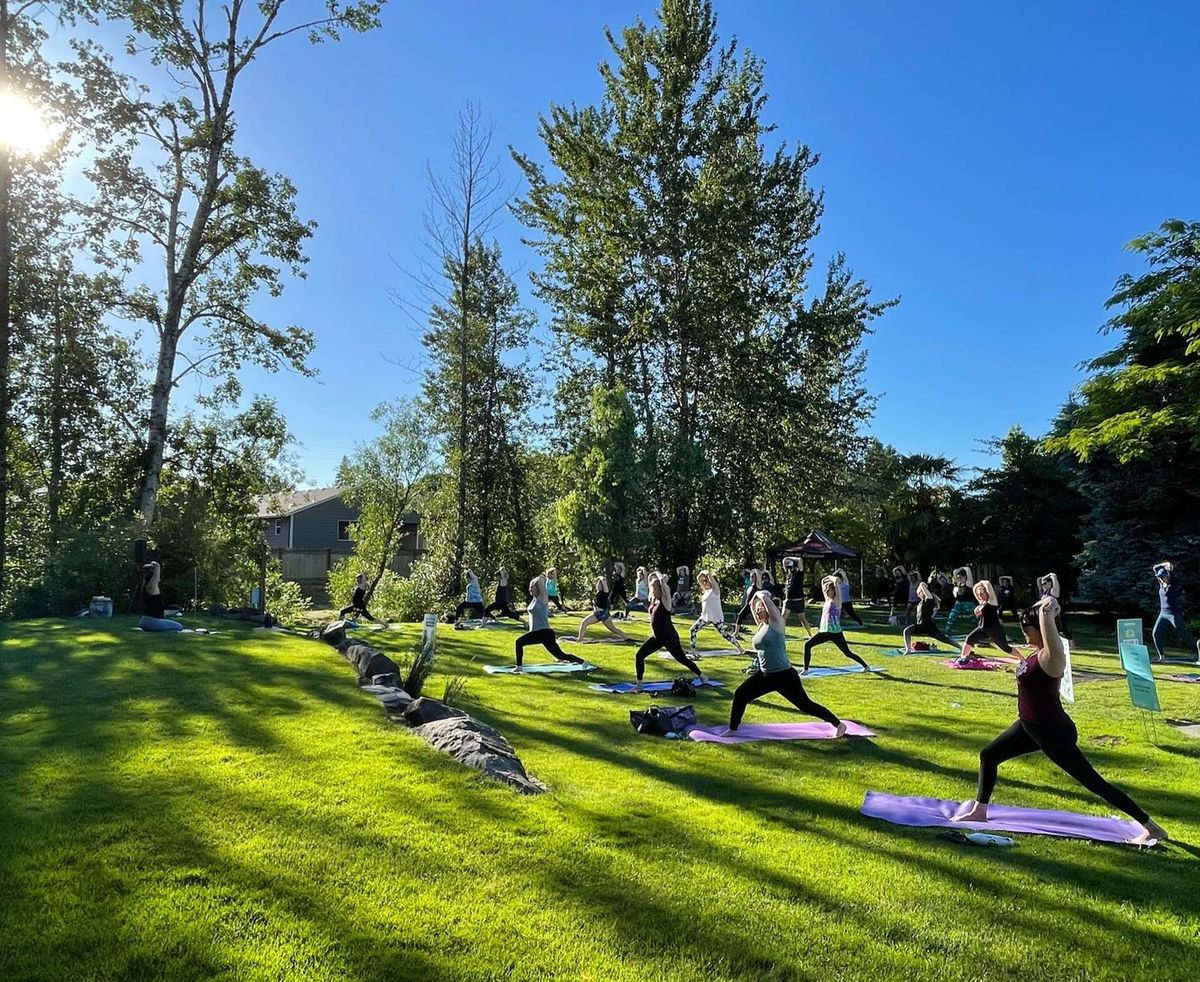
[337,399,435,600]
[1045,220,1200,608]
[73,0,383,522]
[514,0,888,570]
[410,103,510,595]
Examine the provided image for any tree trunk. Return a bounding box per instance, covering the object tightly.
[451,227,472,597]
[47,266,65,532]
[0,0,10,596]
[137,325,179,520]
[367,503,405,602]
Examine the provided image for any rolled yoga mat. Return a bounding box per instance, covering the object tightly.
[688,721,876,743]
[859,791,1157,846]
[589,679,724,694]
[484,662,597,675]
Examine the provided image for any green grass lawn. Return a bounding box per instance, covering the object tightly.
[1,609,1198,981]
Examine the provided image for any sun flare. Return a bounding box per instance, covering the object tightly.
[0,89,58,156]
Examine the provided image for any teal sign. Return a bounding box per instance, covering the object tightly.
[1119,641,1160,712]
[1117,618,1143,646]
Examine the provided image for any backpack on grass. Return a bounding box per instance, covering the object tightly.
[629,704,696,737]
[670,677,697,697]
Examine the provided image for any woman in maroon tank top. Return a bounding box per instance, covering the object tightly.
[951,596,1167,846]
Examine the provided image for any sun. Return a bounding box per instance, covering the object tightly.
[0,89,58,156]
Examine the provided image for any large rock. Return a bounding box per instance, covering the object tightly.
[411,715,547,795]
[360,684,413,714]
[321,621,348,646]
[340,643,400,684]
[402,697,467,727]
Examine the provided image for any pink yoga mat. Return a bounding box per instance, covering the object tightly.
[941,657,1018,671]
[860,791,1155,846]
[688,721,875,743]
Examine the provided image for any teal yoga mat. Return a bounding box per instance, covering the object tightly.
[484,662,597,675]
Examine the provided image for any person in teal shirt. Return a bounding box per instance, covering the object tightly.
[723,590,847,735]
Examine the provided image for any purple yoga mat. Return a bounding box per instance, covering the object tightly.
[860,791,1155,846]
[688,721,875,743]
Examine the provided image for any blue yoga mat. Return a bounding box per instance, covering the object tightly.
[878,647,945,657]
[589,679,724,694]
[800,665,883,677]
[484,662,597,675]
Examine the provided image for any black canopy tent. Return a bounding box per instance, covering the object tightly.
[766,531,864,599]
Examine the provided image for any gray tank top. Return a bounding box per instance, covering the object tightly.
[529,597,550,632]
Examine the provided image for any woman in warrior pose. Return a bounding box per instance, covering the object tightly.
[782,558,813,637]
[633,573,709,693]
[451,568,487,624]
[888,566,909,625]
[340,571,381,624]
[997,575,1020,621]
[956,579,1015,664]
[901,581,953,652]
[944,566,977,638]
[734,569,764,634]
[544,567,569,612]
[672,565,694,612]
[833,569,865,626]
[803,576,871,672]
[572,575,632,642]
[1039,572,1073,644]
[626,566,651,613]
[1151,562,1199,663]
[609,562,630,617]
[689,570,740,651]
[952,596,1167,846]
[513,576,585,671]
[484,567,523,621]
[722,590,847,737]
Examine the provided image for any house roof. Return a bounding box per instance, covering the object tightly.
[255,486,344,519]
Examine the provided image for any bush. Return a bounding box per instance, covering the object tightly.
[265,564,311,626]
[9,520,143,617]
[326,558,450,623]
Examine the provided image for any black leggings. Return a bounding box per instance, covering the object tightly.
[730,668,841,730]
[339,604,377,622]
[842,601,864,626]
[803,632,868,671]
[964,623,1014,654]
[454,601,486,621]
[548,594,568,612]
[904,622,952,647]
[515,628,582,667]
[635,632,702,681]
[977,718,1149,823]
[485,602,523,621]
[734,597,754,630]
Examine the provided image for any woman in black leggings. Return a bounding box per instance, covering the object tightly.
[956,580,1014,664]
[513,576,584,671]
[953,597,1167,846]
[902,581,952,651]
[734,569,762,633]
[633,573,708,693]
[803,576,870,672]
[485,566,523,621]
[723,590,846,736]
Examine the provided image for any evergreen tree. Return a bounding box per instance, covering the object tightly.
[514,0,888,571]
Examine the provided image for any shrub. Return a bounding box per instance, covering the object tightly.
[265,564,311,626]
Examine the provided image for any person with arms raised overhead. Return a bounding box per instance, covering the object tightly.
[633,572,709,693]
[513,575,585,672]
[1151,562,1198,663]
[952,596,1167,846]
[139,561,184,632]
[721,590,847,737]
[803,576,871,673]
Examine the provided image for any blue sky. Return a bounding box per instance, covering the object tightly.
[70,1,1200,484]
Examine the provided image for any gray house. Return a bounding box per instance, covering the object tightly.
[255,487,425,602]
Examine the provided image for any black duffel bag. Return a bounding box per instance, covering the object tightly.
[629,704,696,737]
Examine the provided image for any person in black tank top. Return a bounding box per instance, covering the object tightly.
[951,597,1167,846]
[484,567,524,621]
[633,573,707,692]
[956,580,1014,663]
[781,559,813,637]
[570,575,631,643]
